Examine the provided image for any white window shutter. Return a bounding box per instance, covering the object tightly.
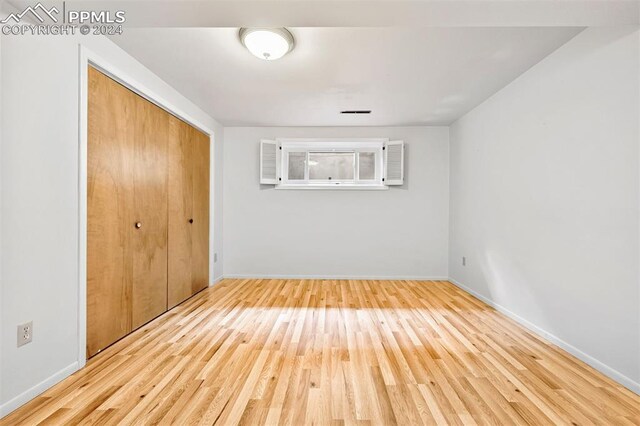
[384,140,404,185]
[260,139,280,184]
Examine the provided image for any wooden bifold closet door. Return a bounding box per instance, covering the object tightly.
[87,67,209,357]
[167,118,210,308]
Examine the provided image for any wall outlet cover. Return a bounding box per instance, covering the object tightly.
[17,321,33,347]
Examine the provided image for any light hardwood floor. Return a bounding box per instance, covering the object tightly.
[3,279,639,425]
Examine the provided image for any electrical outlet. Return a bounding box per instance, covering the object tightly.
[214,253,218,263]
[17,321,33,347]
[462,256,466,266]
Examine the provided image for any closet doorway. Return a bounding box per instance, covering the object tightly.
[86,67,210,357]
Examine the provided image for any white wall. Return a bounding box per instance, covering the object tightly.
[0,31,223,414]
[0,5,4,415]
[223,126,449,279]
[449,27,640,391]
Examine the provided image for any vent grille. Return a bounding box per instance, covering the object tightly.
[340,110,371,114]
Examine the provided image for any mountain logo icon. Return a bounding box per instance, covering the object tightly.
[1,3,59,24]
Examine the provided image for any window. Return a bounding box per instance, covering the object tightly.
[358,152,376,181]
[282,141,382,188]
[260,138,404,189]
[308,152,355,181]
[287,152,305,180]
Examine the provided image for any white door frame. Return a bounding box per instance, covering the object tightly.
[77,45,216,368]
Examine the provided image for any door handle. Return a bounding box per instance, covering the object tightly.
[135,222,142,229]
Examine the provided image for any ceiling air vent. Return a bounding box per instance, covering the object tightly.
[340,110,371,114]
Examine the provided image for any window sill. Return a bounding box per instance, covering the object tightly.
[275,184,389,191]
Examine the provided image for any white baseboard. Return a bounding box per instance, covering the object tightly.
[448,277,640,395]
[222,274,450,281]
[211,275,225,285]
[0,361,79,418]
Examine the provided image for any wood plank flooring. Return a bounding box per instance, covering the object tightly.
[2,279,639,425]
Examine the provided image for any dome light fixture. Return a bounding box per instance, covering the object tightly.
[239,28,294,61]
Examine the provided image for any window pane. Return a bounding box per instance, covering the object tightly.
[359,152,375,180]
[308,152,354,180]
[288,152,306,180]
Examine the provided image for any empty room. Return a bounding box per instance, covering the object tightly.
[1,0,639,424]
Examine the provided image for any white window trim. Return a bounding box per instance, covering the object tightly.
[276,138,388,190]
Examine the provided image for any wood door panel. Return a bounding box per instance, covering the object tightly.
[87,67,135,357]
[191,128,210,293]
[131,94,169,329]
[167,117,194,308]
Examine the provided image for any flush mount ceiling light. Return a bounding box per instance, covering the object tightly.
[239,28,294,61]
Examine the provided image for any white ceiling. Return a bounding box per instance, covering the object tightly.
[110,26,582,126]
